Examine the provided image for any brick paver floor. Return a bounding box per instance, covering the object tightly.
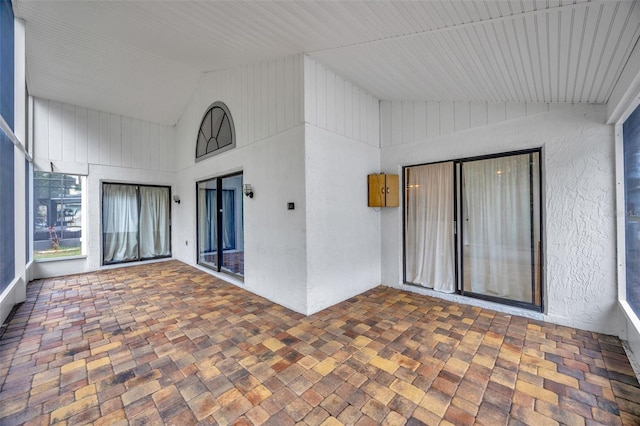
[1,260,639,425]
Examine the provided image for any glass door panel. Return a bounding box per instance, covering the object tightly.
[461,152,540,306]
[103,183,172,265]
[103,184,139,263]
[197,180,218,270]
[197,173,244,278]
[404,162,455,292]
[139,186,171,259]
[220,175,244,276]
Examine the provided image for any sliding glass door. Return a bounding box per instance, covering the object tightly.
[461,152,541,307]
[197,173,244,277]
[102,183,171,264]
[404,150,542,311]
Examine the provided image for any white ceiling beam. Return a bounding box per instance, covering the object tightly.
[607,35,640,124]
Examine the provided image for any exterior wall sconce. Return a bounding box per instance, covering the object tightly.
[243,184,254,198]
[173,195,181,204]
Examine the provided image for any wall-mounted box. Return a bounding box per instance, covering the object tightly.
[368,174,399,207]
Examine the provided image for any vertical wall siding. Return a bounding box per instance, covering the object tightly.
[175,55,304,170]
[304,56,380,148]
[33,98,174,173]
[380,100,567,147]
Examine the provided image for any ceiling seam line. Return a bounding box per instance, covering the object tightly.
[603,25,640,105]
[306,0,601,56]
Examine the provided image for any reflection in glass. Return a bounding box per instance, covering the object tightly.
[462,153,540,304]
[624,105,640,316]
[197,174,244,277]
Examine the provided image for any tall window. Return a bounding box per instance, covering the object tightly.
[33,172,83,260]
[197,173,244,277]
[102,183,171,264]
[623,105,640,317]
[0,0,14,292]
[404,150,542,311]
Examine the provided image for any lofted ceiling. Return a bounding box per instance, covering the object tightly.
[13,0,640,127]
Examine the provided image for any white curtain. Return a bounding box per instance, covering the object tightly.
[221,189,235,250]
[139,186,170,258]
[205,189,217,253]
[103,184,138,262]
[405,162,455,293]
[462,155,532,302]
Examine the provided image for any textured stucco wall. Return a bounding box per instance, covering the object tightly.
[305,125,381,315]
[380,104,619,335]
[543,107,618,333]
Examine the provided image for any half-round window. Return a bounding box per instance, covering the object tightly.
[196,101,236,161]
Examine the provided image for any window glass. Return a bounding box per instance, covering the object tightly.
[197,173,244,277]
[195,102,235,161]
[0,0,14,291]
[33,172,83,260]
[623,105,640,316]
[102,183,171,264]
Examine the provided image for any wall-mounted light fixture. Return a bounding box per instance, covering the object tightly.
[243,184,254,198]
[173,195,181,204]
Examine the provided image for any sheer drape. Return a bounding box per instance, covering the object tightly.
[462,155,532,302]
[405,162,455,292]
[202,189,234,252]
[139,186,170,258]
[103,184,138,262]
[204,189,217,253]
[221,190,235,250]
[196,187,217,267]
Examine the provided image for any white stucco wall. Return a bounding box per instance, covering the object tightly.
[172,126,308,314]
[305,125,381,314]
[172,56,309,314]
[171,56,383,315]
[380,104,619,335]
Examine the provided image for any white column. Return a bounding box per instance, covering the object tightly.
[13,17,27,301]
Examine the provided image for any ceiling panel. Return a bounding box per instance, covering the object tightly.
[13,0,640,126]
[311,1,640,104]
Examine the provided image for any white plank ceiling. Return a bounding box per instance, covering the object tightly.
[13,0,640,126]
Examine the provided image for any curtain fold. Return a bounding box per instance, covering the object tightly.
[103,184,171,263]
[205,189,217,254]
[462,155,532,302]
[139,186,170,259]
[405,162,455,293]
[221,190,235,250]
[103,184,138,262]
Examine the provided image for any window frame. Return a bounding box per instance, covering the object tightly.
[101,182,172,265]
[32,172,85,261]
[618,106,640,319]
[195,171,244,279]
[195,101,236,162]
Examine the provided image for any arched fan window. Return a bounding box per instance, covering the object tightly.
[196,101,236,161]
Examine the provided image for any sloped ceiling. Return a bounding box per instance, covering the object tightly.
[13,0,640,126]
